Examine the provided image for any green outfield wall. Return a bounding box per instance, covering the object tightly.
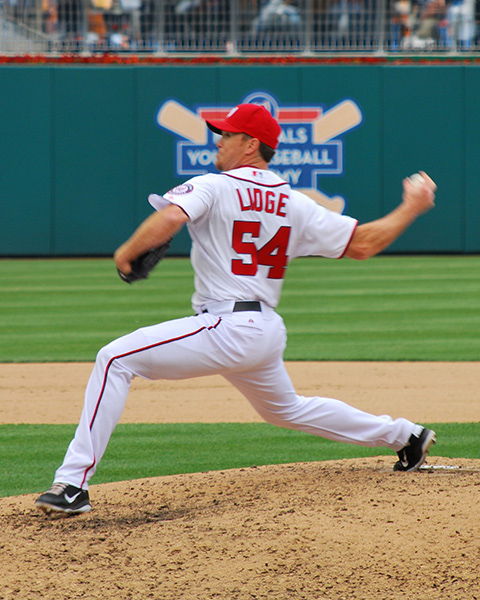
[0,64,478,256]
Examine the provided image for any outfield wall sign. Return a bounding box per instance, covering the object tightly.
[156,92,362,214]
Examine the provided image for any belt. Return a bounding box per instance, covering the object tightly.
[202,301,262,314]
[232,301,262,312]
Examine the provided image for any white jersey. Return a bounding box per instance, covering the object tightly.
[149,166,357,313]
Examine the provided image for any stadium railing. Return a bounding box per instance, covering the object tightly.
[0,0,478,55]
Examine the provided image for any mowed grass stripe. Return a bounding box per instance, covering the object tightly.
[1,255,480,361]
[1,422,478,497]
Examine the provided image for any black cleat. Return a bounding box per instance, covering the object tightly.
[393,428,437,472]
[35,483,91,515]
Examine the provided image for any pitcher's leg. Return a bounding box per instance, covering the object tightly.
[54,314,224,488]
[225,362,416,450]
[54,342,134,488]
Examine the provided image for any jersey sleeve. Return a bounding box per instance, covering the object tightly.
[148,174,216,221]
[289,190,358,259]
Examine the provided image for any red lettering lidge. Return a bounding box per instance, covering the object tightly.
[236,188,288,217]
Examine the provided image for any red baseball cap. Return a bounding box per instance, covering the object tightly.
[205,103,281,149]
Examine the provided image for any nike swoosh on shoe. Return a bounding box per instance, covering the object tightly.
[65,492,82,504]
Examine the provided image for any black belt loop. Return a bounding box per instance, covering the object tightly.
[233,301,262,312]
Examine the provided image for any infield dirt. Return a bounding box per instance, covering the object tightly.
[1,362,479,599]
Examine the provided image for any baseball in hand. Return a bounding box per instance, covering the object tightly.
[408,173,426,189]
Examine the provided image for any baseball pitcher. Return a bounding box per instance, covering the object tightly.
[36,103,437,515]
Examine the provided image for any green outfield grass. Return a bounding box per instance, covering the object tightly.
[1,422,478,498]
[0,255,478,497]
[1,255,480,361]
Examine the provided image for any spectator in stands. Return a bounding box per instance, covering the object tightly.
[170,0,230,50]
[404,0,446,47]
[391,0,415,48]
[42,0,57,34]
[251,0,302,31]
[140,0,158,48]
[325,0,367,48]
[250,0,302,47]
[445,0,475,48]
[57,0,85,48]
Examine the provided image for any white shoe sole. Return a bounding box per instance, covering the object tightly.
[35,501,91,515]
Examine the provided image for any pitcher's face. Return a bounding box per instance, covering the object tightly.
[215,132,252,171]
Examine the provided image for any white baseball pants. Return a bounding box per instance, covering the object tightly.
[54,302,417,489]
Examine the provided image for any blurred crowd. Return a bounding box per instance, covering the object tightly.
[2,0,479,51]
[392,0,477,49]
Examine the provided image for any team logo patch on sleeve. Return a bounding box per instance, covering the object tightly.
[168,183,194,195]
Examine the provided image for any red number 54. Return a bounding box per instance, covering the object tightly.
[231,220,291,279]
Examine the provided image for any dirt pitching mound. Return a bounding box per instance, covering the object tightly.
[2,361,479,598]
[2,457,480,599]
